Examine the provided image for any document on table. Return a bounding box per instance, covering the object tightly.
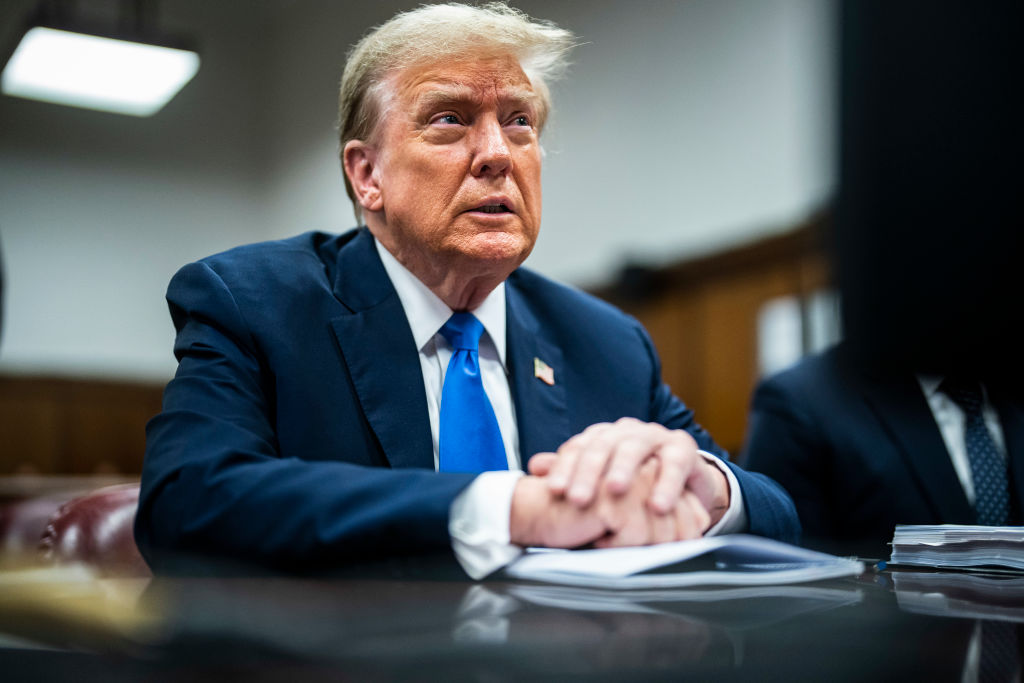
[889,524,1024,572]
[502,534,864,589]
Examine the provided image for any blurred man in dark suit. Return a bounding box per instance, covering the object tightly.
[744,0,1021,556]
[744,343,1023,555]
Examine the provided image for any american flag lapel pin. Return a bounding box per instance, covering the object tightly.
[534,357,555,386]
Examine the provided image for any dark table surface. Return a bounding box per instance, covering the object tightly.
[1,557,1021,682]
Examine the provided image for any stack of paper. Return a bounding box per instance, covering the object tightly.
[502,535,864,588]
[889,525,1024,571]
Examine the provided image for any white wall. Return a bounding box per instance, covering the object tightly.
[0,1,272,379]
[0,0,836,381]
[520,0,836,283]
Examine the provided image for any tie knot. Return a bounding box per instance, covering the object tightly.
[440,312,485,351]
[940,377,985,415]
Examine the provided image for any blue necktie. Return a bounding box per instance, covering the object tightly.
[438,313,507,473]
[941,379,1010,526]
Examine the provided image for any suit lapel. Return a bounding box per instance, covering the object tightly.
[327,229,434,470]
[858,370,975,522]
[506,279,569,469]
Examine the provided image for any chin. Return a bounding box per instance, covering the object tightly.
[467,232,533,265]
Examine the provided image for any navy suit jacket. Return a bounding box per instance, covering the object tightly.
[743,345,1024,555]
[136,228,798,572]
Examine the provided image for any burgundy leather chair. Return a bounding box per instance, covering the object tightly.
[39,483,151,577]
[0,492,75,559]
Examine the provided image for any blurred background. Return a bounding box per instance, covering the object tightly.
[0,0,839,473]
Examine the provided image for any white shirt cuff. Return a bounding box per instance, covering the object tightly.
[699,450,747,536]
[449,470,525,579]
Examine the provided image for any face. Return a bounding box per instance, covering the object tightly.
[352,55,543,288]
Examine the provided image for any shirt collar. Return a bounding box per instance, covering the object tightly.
[917,373,991,404]
[374,237,507,366]
[917,374,944,398]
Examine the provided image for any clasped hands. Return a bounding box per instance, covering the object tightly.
[510,418,731,549]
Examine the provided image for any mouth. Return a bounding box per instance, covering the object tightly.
[465,198,515,215]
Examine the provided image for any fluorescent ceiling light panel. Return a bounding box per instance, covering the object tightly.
[1,27,199,116]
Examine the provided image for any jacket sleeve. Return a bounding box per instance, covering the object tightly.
[639,323,801,544]
[742,373,833,541]
[135,261,476,573]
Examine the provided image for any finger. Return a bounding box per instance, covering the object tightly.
[691,492,712,535]
[646,438,696,514]
[545,423,611,494]
[566,426,637,507]
[603,436,655,496]
[511,476,608,548]
[673,490,710,541]
[593,507,646,548]
[596,505,676,549]
[647,501,677,545]
[672,497,698,541]
[567,458,610,507]
[527,452,558,476]
[606,422,694,502]
[544,447,580,495]
[594,458,662,548]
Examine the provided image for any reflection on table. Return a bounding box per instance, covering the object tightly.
[893,570,1023,683]
[2,557,1012,681]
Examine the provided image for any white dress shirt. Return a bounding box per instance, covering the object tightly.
[375,238,745,579]
[917,376,1008,506]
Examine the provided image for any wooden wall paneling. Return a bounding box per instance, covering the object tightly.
[66,400,152,474]
[666,292,705,418]
[63,379,162,474]
[692,264,800,454]
[0,382,62,474]
[798,251,832,293]
[628,291,705,417]
[0,376,163,474]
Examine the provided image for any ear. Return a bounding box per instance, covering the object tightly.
[343,139,384,213]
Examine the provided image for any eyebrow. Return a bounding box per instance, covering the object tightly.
[414,85,539,114]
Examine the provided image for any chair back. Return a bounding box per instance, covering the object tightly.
[39,483,150,577]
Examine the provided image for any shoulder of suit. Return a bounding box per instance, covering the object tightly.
[508,266,643,330]
[197,230,349,270]
[760,343,849,391]
[171,230,362,306]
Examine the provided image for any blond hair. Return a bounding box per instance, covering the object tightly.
[338,2,575,219]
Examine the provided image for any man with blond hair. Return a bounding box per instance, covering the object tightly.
[136,2,798,578]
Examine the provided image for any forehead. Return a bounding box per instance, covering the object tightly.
[390,55,538,109]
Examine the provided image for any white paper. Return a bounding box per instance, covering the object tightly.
[503,534,864,589]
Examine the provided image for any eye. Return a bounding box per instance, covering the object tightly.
[432,113,462,125]
[510,114,531,127]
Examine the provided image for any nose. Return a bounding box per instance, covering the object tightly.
[470,117,512,178]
